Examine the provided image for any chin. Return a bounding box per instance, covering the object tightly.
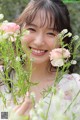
[30,55,50,64]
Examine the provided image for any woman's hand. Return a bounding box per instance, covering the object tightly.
[13,92,32,116]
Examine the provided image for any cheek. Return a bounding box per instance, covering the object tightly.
[49,37,60,49]
[21,34,32,46]
[46,37,60,50]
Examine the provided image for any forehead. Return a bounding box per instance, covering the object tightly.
[27,9,55,29]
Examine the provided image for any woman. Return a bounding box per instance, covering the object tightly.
[0,0,80,119]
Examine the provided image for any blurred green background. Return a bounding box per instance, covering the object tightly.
[0,0,80,73]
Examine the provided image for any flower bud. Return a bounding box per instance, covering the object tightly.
[61,29,68,34]
[0,14,4,20]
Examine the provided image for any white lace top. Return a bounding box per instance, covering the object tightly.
[43,73,80,120]
[0,65,80,120]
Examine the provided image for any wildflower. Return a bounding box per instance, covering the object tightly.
[51,58,64,67]
[0,22,20,34]
[73,35,79,40]
[3,20,8,23]
[71,60,77,65]
[16,56,21,62]
[2,33,9,39]
[22,54,27,59]
[67,32,72,37]
[0,14,4,20]
[50,48,70,67]
[0,65,3,72]
[61,29,68,34]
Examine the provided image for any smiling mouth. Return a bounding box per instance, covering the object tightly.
[29,47,48,56]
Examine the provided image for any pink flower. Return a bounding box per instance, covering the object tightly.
[50,48,70,67]
[0,22,20,33]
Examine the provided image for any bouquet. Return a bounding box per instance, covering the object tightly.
[0,14,35,105]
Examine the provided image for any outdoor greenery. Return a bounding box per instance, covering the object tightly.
[0,0,29,21]
[67,2,80,73]
[0,0,80,73]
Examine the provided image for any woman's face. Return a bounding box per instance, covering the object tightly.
[21,11,59,64]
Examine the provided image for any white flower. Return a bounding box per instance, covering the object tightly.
[67,32,72,37]
[71,60,77,65]
[0,14,4,20]
[2,33,9,39]
[22,54,27,59]
[0,65,3,72]
[51,58,64,67]
[3,20,8,23]
[73,35,79,40]
[16,56,21,62]
[61,29,68,34]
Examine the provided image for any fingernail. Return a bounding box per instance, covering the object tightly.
[26,91,30,97]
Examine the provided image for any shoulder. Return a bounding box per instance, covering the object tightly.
[58,73,80,100]
[59,73,80,89]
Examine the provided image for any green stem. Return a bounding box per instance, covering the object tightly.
[54,67,59,86]
[45,92,53,120]
[64,90,80,113]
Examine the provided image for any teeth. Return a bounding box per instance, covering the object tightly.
[32,49,45,53]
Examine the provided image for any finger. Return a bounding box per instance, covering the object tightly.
[13,92,30,111]
[25,91,30,100]
[16,94,32,115]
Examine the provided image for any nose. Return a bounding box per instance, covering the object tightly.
[33,33,44,46]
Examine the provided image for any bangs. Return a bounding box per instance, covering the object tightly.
[25,7,56,30]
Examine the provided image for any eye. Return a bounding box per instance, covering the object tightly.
[47,32,56,36]
[28,28,36,32]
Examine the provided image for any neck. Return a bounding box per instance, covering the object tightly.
[24,61,56,83]
[31,61,50,82]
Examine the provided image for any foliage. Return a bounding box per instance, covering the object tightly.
[0,0,29,21]
[66,2,80,73]
[0,18,35,105]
